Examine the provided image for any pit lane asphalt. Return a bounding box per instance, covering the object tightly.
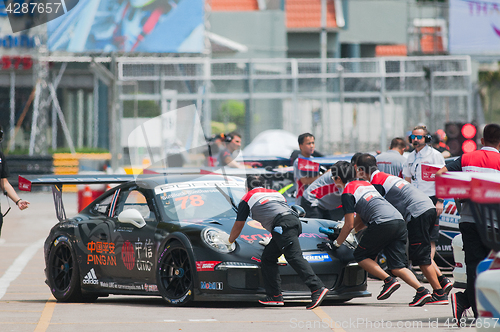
[0,192,463,332]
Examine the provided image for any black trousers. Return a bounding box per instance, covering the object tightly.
[460,222,490,318]
[261,214,324,296]
[300,199,324,219]
[0,212,3,237]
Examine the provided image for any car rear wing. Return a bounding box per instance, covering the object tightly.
[18,174,135,222]
[17,167,292,223]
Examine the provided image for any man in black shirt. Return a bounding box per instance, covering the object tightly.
[0,125,29,236]
[228,175,328,309]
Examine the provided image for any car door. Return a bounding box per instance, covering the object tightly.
[107,185,159,288]
[78,189,121,287]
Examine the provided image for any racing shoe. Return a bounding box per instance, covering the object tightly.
[438,275,453,295]
[377,276,400,300]
[409,287,432,307]
[259,294,284,306]
[451,292,470,324]
[427,289,449,305]
[306,287,329,310]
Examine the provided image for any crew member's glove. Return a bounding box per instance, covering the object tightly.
[258,237,271,246]
[219,233,233,248]
[317,241,333,251]
[319,165,327,175]
[319,226,340,241]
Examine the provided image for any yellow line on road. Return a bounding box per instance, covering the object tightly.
[312,307,346,332]
[34,295,56,332]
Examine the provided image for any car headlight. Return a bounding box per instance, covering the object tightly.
[201,227,236,253]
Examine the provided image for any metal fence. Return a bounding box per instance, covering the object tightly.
[117,55,473,154]
[1,55,474,164]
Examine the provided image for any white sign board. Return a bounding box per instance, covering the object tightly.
[449,0,500,55]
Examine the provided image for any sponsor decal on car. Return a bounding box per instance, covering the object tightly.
[99,281,144,291]
[155,180,242,195]
[135,238,153,271]
[240,232,327,242]
[122,240,135,271]
[196,261,222,272]
[247,220,265,230]
[166,290,192,304]
[87,241,116,266]
[278,252,332,264]
[303,253,332,263]
[144,283,158,292]
[200,281,223,290]
[83,268,99,285]
[53,236,68,247]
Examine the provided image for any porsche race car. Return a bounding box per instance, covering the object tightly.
[19,172,370,306]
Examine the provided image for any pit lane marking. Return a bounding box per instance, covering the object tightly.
[34,295,56,332]
[312,307,346,332]
[0,238,44,300]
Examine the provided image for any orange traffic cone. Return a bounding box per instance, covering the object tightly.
[81,185,94,211]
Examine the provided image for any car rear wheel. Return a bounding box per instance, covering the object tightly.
[47,237,86,302]
[157,242,194,306]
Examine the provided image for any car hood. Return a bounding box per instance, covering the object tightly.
[182,217,341,251]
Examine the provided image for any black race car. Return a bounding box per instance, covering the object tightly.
[19,172,370,305]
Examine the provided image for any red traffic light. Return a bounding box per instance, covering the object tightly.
[461,123,477,139]
[462,139,477,153]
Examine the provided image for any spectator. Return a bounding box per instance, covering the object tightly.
[431,134,451,159]
[218,132,245,168]
[293,133,320,205]
[376,137,407,177]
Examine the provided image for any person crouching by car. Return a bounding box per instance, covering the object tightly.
[330,161,432,307]
[227,175,329,309]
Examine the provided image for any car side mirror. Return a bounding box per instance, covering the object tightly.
[291,205,306,218]
[118,209,146,228]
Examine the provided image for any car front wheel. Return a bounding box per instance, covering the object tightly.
[156,241,194,306]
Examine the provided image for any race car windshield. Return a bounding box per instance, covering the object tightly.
[157,185,245,221]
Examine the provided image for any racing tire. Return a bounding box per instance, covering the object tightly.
[47,237,86,302]
[156,241,194,306]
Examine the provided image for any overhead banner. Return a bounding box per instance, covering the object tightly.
[47,0,204,53]
[449,0,500,55]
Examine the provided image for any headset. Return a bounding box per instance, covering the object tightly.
[223,133,233,143]
[408,133,431,144]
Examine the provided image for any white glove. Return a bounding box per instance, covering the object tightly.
[219,233,233,246]
[259,237,271,246]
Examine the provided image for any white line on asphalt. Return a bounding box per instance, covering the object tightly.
[0,239,5,245]
[163,320,178,322]
[188,319,218,322]
[0,238,44,300]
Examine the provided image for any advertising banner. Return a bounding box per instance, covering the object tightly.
[47,0,204,53]
[449,0,500,55]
